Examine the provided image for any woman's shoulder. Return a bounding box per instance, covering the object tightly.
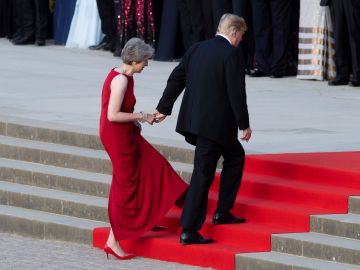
[112,68,133,79]
[109,70,131,90]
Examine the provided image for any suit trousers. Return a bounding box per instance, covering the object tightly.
[330,0,360,81]
[18,0,48,40]
[96,0,115,38]
[252,0,292,74]
[233,0,255,70]
[12,0,24,38]
[177,0,205,50]
[211,0,232,30]
[180,135,245,231]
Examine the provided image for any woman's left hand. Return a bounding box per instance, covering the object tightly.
[145,113,155,125]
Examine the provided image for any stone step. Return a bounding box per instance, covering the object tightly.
[0,180,109,222]
[311,213,360,240]
[0,204,108,245]
[0,157,192,197]
[0,157,111,198]
[236,251,360,270]
[0,135,193,182]
[350,197,360,214]
[272,232,360,266]
[0,134,110,173]
[0,118,195,164]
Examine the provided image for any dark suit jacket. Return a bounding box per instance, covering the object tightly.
[156,35,250,147]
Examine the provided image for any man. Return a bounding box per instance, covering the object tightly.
[250,0,293,78]
[324,0,360,87]
[155,14,252,245]
[12,0,49,46]
[89,0,116,52]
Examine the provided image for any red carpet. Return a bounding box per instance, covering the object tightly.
[93,151,360,269]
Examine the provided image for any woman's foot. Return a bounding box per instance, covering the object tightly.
[104,243,135,260]
[105,241,128,257]
[104,229,135,260]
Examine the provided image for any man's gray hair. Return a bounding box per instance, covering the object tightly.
[121,38,155,64]
[217,13,247,35]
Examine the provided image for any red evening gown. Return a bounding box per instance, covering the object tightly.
[99,68,188,240]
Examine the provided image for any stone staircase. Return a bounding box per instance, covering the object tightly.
[1,119,360,269]
[237,197,360,269]
[0,119,193,245]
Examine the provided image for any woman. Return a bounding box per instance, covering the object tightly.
[99,38,188,259]
[53,0,76,45]
[66,0,102,48]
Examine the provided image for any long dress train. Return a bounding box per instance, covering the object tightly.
[66,0,102,48]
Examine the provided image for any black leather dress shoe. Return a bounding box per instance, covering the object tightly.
[113,48,121,57]
[213,212,246,225]
[249,69,270,77]
[89,41,108,50]
[103,39,115,52]
[270,71,284,78]
[36,39,46,46]
[349,80,360,87]
[12,35,35,45]
[180,231,214,245]
[11,32,23,43]
[328,78,349,86]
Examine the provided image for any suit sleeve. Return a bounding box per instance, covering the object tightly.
[224,48,250,130]
[156,43,200,115]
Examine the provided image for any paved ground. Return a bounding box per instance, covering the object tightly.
[0,233,207,270]
[1,38,360,154]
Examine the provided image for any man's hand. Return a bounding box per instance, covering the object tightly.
[154,110,167,123]
[240,128,252,142]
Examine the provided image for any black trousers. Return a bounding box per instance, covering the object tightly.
[15,0,48,40]
[330,0,360,81]
[233,0,255,70]
[0,0,14,37]
[211,0,231,30]
[96,0,115,39]
[177,0,205,50]
[180,136,245,231]
[252,0,292,74]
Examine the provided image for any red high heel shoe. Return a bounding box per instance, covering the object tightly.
[103,244,136,260]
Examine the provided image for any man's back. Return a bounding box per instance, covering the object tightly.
[176,35,248,147]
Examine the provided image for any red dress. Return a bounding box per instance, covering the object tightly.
[99,69,188,240]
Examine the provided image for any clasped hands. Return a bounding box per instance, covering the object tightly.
[142,111,167,125]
